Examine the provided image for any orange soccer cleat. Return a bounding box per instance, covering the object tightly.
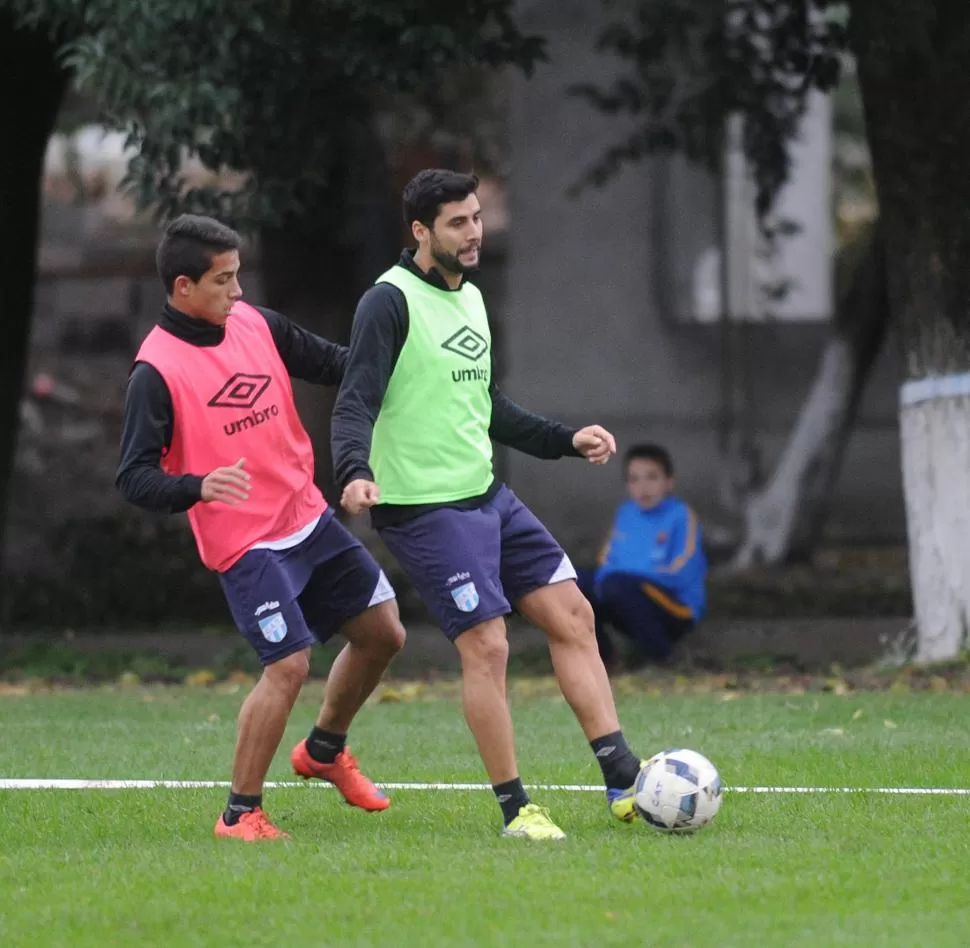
[213,807,289,841]
[290,740,390,811]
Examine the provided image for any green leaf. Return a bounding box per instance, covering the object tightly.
[11,0,545,227]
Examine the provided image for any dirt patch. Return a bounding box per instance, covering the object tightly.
[0,613,914,687]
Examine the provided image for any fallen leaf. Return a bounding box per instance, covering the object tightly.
[399,682,425,701]
[0,683,31,697]
[820,727,845,737]
[852,708,864,720]
[884,719,898,729]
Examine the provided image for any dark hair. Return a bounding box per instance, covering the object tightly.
[155,214,241,293]
[624,443,674,477]
[403,169,479,229]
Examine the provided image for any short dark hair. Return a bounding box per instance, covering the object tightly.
[155,214,241,293]
[624,443,674,477]
[403,169,479,229]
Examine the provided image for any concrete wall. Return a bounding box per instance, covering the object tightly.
[500,0,903,556]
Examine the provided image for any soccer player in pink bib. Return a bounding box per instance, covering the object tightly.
[117,215,405,840]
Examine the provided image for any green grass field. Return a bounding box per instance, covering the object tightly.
[2,683,970,946]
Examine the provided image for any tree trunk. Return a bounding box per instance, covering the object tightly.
[0,13,69,579]
[257,121,398,506]
[852,0,970,660]
[259,215,357,508]
[898,390,970,660]
[732,228,890,567]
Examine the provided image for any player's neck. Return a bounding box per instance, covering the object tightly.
[166,298,213,323]
[413,248,463,290]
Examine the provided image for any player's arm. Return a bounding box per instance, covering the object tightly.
[488,374,615,464]
[116,364,204,512]
[258,306,348,386]
[115,365,249,512]
[488,373,581,459]
[331,285,408,512]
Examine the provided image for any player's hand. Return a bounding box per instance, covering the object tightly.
[573,425,617,465]
[341,478,381,514]
[201,458,251,505]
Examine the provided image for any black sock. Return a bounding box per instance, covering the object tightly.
[590,730,642,790]
[223,792,262,826]
[493,778,531,826]
[306,727,346,764]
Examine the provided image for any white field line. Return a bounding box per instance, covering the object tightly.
[1,779,970,795]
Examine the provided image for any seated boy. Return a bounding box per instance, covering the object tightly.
[577,444,707,669]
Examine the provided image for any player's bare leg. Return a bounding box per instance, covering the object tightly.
[516,581,618,738]
[232,647,310,794]
[454,617,518,783]
[455,616,565,839]
[315,599,405,733]
[516,580,644,822]
[215,647,310,840]
[291,599,404,811]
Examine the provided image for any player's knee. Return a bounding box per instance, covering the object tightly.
[547,588,596,646]
[264,648,311,696]
[373,610,407,658]
[570,594,596,638]
[457,619,509,673]
[349,600,407,658]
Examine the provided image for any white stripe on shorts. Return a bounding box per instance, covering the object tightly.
[547,553,578,585]
[368,570,397,607]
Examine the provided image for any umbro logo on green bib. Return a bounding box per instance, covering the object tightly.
[441,325,488,362]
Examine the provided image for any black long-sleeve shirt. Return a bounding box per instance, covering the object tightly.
[331,249,581,527]
[116,303,347,514]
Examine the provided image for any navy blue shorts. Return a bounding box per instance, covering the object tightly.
[219,509,396,666]
[378,485,576,641]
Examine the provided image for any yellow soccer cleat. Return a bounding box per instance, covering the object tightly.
[607,759,652,823]
[607,785,638,823]
[501,803,567,840]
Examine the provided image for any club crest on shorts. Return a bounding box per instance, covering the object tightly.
[450,581,479,613]
[258,612,287,643]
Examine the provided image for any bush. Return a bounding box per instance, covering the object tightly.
[2,513,430,630]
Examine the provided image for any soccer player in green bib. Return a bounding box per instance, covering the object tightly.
[332,170,645,839]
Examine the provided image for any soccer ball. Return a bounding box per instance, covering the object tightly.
[633,749,723,833]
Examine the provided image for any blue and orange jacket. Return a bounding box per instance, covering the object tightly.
[595,497,707,621]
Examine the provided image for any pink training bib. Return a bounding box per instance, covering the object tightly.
[135,301,326,572]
